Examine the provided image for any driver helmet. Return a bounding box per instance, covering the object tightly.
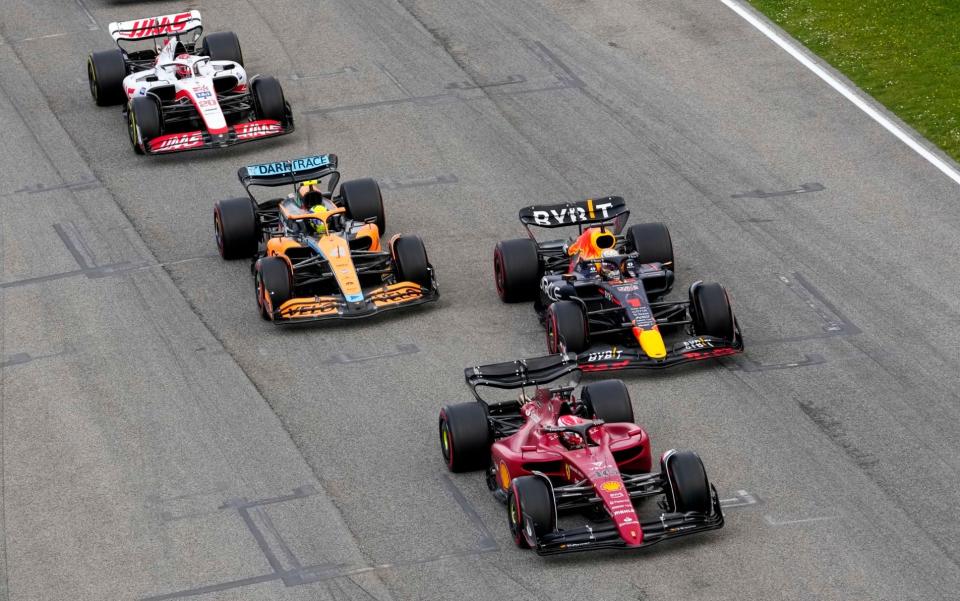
[308,204,329,235]
[175,54,193,79]
[599,249,621,280]
[297,180,325,208]
[557,414,587,449]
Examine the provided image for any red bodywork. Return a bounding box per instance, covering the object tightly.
[490,388,652,546]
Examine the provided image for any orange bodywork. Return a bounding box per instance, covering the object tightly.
[351,224,380,251]
[277,204,382,251]
[266,237,303,264]
[263,204,434,321]
[276,282,426,319]
[314,233,362,298]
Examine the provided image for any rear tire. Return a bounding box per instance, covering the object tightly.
[438,402,490,472]
[202,31,244,66]
[87,50,127,106]
[690,282,735,340]
[508,476,556,549]
[662,450,712,514]
[545,300,588,354]
[580,379,634,423]
[214,198,259,259]
[493,238,540,303]
[255,257,292,320]
[392,235,432,288]
[340,178,385,234]
[626,222,674,268]
[252,76,286,124]
[128,96,162,154]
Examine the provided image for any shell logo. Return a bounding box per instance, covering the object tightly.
[600,481,622,492]
[499,462,511,489]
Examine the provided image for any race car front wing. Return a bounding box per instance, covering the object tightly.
[269,280,438,324]
[532,485,724,556]
[578,330,744,372]
[145,110,294,154]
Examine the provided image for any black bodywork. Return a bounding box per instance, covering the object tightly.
[514,197,743,371]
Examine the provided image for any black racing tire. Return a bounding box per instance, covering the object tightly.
[340,178,385,234]
[626,222,674,268]
[438,402,491,473]
[662,450,712,514]
[214,197,259,259]
[690,282,735,340]
[580,379,634,424]
[202,31,244,66]
[493,238,540,303]
[255,257,292,321]
[545,300,588,354]
[392,235,432,288]
[128,96,162,154]
[508,476,556,549]
[252,76,286,124]
[87,49,127,106]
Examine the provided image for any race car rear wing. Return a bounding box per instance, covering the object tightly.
[109,11,202,43]
[238,154,340,189]
[464,353,581,401]
[519,196,629,233]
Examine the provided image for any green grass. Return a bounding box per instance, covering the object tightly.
[747,0,960,161]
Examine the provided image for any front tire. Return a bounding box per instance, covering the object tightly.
[508,476,556,549]
[580,379,634,423]
[252,76,286,124]
[545,300,588,354]
[202,31,244,66]
[391,235,432,288]
[214,198,259,259]
[128,96,162,154]
[340,178,385,234]
[493,238,540,303]
[662,450,712,514]
[690,282,735,340]
[254,257,292,320]
[87,49,127,106]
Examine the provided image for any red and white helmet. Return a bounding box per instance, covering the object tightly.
[175,54,192,79]
[557,415,588,449]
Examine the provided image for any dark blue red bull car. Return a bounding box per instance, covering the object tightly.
[493,197,743,371]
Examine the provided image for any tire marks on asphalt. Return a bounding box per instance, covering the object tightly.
[142,478,499,600]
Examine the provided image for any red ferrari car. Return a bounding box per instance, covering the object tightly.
[439,353,723,555]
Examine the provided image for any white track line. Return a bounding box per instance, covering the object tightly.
[719,0,960,187]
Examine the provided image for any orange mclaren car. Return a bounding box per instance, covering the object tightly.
[213,154,438,323]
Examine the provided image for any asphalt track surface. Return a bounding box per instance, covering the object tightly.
[1,1,959,599]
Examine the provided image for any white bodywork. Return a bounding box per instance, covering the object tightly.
[122,38,248,136]
[109,10,203,42]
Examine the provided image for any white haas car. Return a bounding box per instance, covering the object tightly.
[86,11,293,154]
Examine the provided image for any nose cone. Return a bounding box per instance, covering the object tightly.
[620,522,643,547]
[634,327,667,359]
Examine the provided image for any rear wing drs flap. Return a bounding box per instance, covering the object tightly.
[464,353,581,402]
[238,154,340,188]
[109,11,202,43]
[519,196,629,231]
